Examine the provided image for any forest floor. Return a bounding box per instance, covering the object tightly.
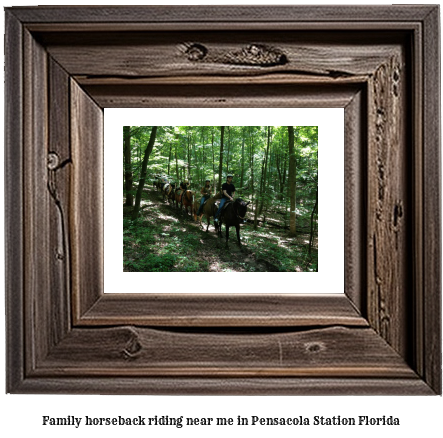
[123,186,317,273]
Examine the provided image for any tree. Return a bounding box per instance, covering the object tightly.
[275,129,287,200]
[174,128,180,182]
[123,126,133,206]
[288,126,296,236]
[186,126,192,179]
[124,125,317,251]
[308,188,318,258]
[132,126,158,220]
[240,127,245,188]
[217,126,225,192]
[258,126,272,215]
[248,126,256,203]
[226,126,231,173]
[210,127,216,191]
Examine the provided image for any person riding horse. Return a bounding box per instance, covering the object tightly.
[162,181,175,202]
[193,191,222,231]
[175,180,190,204]
[180,180,189,191]
[157,175,168,191]
[214,174,235,223]
[196,179,212,216]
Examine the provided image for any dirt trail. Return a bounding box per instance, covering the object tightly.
[137,186,278,272]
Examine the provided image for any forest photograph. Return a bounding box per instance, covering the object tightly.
[123,125,318,273]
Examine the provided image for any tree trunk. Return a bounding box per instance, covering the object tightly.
[132,126,158,220]
[174,139,180,183]
[276,152,284,201]
[217,126,225,193]
[186,128,191,180]
[167,142,172,177]
[308,188,318,258]
[240,128,245,189]
[288,126,296,236]
[249,127,255,202]
[259,126,271,215]
[254,159,265,230]
[282,155,287,194]
[192,130,199,185]
[211,128,216,192]
[201,127,206,186]
[123,126,133,206]
[226,126,231,173]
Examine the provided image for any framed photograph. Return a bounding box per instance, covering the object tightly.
[106,108,342,293]
[5,5,441,394]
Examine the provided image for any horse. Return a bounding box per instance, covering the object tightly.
[175,188,193,215]
[193,192,222,231]
[167,183,177,206]
[156,175,168,191]
[215,198,250,250]
[152,174,161,189]
[181,190,195,217]
[175,188,185,210]
[162,182,175,203]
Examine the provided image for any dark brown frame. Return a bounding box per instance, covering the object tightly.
[5,6,441,394]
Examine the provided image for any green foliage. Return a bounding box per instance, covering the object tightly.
[124,253,176,272]
[123,124,318,272]
[238,225,317,272]
[124,213,213,272]
[125,125,316,196]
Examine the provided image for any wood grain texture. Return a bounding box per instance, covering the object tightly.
[79,294,367,327]
[23,29,50,372]
[36,326,415,378]
[4,10,24,393]
[70,80,104,320]
[83,83,361,109]
[422,6,442,394]
[8,5,437,23]
[12,376,434,396]
[366,49,409,358]
[4,5,441,395]
[48,57,72,345]
[344,90,366,314]
[40,31,403,80]
[411,15,425,382]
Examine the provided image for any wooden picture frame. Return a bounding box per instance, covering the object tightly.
[5,5,441,394]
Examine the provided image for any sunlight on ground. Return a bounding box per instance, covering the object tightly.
[151,213,179,222]
[209,262,220,272]
[124,187,318,273]
[140,200,154,206]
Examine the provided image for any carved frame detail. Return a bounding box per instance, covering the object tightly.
[5,5,441,394]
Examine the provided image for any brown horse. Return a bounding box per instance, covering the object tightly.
[193,192,222,231]
[181,190,195,217]
[175,189,185,210]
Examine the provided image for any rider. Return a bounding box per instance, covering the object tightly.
[177,179,189,192]
[159,175,168,191]
[214,174,235,223]
[196,179,212,216]
[177,179,189,201]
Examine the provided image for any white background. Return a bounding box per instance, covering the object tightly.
[105,108,344,293]
[1,1,442,437]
